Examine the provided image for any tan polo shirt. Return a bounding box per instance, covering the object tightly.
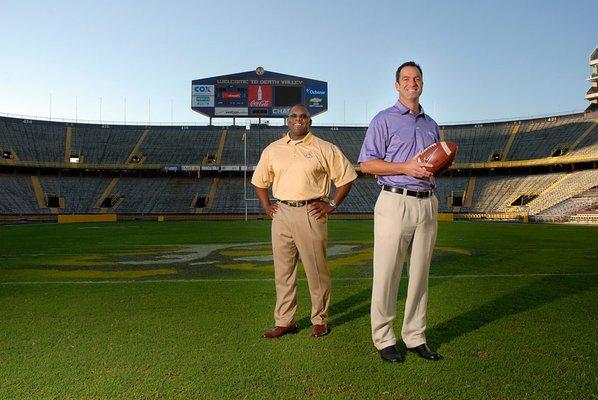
[251,132,357,201]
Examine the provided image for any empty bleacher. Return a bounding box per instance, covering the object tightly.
[533,187,598,222]
[512,169,598,215]
[507,115,589,160]
[38,175,111,213]
[0,111,597,221]
[0,174,43,214]
[70,125,142,164]
[443,123,513,163]
[0,117,65,162]
[139,127,222,165]
[205,177,261,214]
[109,176,213,214]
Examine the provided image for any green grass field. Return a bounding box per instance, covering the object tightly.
[1,220,596,399]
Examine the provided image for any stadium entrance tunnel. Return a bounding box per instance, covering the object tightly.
[510,194,538,206]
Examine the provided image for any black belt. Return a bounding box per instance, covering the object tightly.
[382,185,433,198]
[279,198,322,207]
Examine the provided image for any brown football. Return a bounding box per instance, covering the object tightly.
[417,141,458,174]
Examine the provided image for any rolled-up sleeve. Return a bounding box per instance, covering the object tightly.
[358,114,387,163]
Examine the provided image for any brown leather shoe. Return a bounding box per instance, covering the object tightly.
[311,324,329,337]
[261,324,298,339]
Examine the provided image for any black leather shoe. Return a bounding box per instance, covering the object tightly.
[379,345,403,363]
[407,343,441,361]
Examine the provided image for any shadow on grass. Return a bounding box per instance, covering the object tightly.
[427,275,598,347]
[295,287,372,330]
[295,273,448,330]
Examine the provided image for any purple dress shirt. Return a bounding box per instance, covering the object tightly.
[358,100,440,191]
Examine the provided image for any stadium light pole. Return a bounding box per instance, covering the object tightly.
[170,98,173,125]
[99,97,102,123]
[148,98,151,125]
[123,97,127,124]
[75,96,78,122]
[49,93,52,121]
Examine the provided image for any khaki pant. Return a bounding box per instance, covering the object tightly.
[371,190,438,349]
[271,202,330,326]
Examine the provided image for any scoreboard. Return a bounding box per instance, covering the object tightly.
[191,67,327,118]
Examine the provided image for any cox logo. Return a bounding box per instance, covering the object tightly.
[194,85,212,93]
[306,88,325,95]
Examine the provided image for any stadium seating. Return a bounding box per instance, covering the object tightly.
[0,118,65,162]
[0,173,42,214]
[443,123,513,163]
[507,115,590,160]
[70,125,142,164]
[0,111,596,221]
[138,126,222,165]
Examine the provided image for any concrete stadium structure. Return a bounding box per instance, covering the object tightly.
[1,107,597,224]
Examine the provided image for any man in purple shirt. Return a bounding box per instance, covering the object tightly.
[358,61,442,363]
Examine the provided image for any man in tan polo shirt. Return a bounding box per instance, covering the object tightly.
[252,104,357,339]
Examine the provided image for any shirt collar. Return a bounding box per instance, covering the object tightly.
[395,99,428,120]
[285,131,313,144]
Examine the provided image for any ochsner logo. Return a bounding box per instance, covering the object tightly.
[306,88,325,95]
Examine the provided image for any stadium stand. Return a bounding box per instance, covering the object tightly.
[0,109,597,222]
[220,126,282,166]
[443,123,513,163]
[0,173,41,214]
[139,126,222,165]
[311,127,368,163]
[205,177,261,214]
[38,175,111,213]
[0,118,65,162]
[108,176,213,214]
[533,187,598,222]
[507,114,590,160]
[512,169,598,215]
[70,125,143,164]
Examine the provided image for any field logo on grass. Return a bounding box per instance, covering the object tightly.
[119,242,374,271]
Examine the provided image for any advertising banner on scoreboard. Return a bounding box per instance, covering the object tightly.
[248,84,272,108]
[305,81,327,110]
[192,85,214,107]
[214,107,248,116]
[192,95,213,107]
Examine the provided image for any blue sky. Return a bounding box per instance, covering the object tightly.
[0,0,596,125]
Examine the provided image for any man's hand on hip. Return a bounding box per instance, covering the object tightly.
[263,203,279,218]
[308,201,333,220]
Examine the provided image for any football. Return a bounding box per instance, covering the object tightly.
[417,141,458,175]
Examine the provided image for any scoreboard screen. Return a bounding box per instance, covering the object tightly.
[274,86,302,107]
[191,68,327,118]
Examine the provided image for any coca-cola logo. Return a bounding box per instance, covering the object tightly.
[249,99,271,107]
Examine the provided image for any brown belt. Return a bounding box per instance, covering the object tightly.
[278,198,322,207]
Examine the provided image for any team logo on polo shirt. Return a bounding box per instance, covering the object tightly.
[304,151,314,158]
